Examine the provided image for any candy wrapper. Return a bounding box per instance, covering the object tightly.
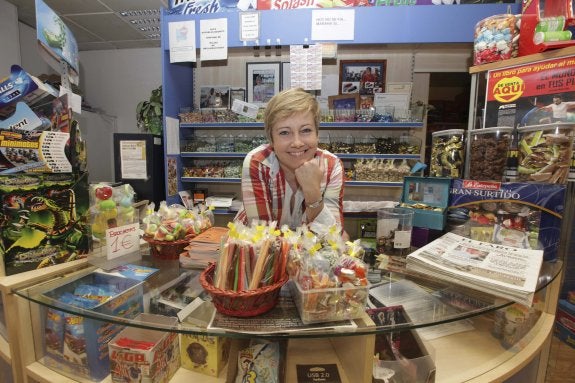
[142,201,214,241]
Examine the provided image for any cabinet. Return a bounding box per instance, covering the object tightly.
[160,4,519,206]
[2,251,563,383]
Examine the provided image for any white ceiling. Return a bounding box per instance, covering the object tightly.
[6,0,168,50]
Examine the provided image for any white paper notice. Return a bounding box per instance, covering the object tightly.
[120,140,147,180]
[289,45,322,91]
[200,18,228,61]
[166,116,180,155]
[169,21,196,63]
[240,11,260,41]
[311,9,355,41]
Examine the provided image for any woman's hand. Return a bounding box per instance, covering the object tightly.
[295,155,324,201]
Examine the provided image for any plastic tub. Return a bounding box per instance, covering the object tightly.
[517,123,575,184]
[430,129,466,178]
[468,127,514,181]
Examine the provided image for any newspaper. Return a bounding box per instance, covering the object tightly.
[207,287,357,335]
[406,232,544,306]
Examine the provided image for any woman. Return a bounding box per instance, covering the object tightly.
[234,88,344,232]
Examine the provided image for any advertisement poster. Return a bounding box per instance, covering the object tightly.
[485,56,575,128]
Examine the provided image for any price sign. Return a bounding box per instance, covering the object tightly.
[105,223,140,260]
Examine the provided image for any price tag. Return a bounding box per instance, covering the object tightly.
[393,230,412,249]
[105,223,140,260]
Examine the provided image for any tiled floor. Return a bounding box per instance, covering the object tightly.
[545,335,575,383]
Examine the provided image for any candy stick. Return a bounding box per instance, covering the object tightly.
[249,239,271,290]
[245,245,253,286]
[238,246,246,291]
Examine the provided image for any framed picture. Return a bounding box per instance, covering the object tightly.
[328,94,360,110]
[339,60,386,96]
[199,85,231,109]
[230,88,246,103]
[281,62,291,90]
[246,62,281,105]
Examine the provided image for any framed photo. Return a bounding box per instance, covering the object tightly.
[246,62,281,105]
[281,62,291,90]
[339,60,386,96]
[230,88,246,103]
[328,94,360,110]
[199,85,231,109]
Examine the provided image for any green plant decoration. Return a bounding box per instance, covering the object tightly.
[137,85,163,135]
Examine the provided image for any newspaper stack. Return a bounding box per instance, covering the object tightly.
[405,232,544,306]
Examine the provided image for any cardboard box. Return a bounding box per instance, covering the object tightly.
[0,172,91,276]
[401,176,452,230]
[554,322,575,350]
[109,314,180,383]
[180,334,230,377]
[557,299,575,333]
[367,306,436,383]
[42,272,144,381]
[448,179,566,261]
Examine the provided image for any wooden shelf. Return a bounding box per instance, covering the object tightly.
[469,46,575,74]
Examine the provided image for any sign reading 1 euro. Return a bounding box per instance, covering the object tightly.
[105,223,141,260]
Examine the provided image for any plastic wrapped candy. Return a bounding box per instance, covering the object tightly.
[474,14,520,66]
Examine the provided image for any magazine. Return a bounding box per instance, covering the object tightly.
[405,232,544,306]
[207,287,357,335]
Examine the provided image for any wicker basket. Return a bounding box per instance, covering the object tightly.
[144,237,190,260]
[200,263,287,317]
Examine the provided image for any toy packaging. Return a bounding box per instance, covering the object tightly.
[109,313,180,383]
[555,299,575,349]
[0,172,91,276]
[42,272,144,381]
[180,333,231,377]
[448,179,566,261]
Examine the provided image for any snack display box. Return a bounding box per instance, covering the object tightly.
[448,179,566,261]
[109,313,180,383]
[556,299,575,348]
[288,279,368,325]
[41,272,144,381]
[400,176,452,230]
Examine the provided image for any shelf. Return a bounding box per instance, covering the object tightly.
[180,122,424,129]
[469,45,575,74]
[181,177,404,187]
[181,152,420,160]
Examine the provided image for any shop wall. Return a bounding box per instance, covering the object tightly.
[0,0,20,71]
[18,21,56,77]
[79,48,162,134]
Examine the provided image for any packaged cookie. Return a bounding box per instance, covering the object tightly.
[468,127,513,181]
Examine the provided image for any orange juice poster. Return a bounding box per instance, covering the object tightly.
[484,56,575,128]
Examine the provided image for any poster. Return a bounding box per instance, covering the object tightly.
[485,56,575,128]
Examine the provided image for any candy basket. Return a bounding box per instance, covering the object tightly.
[200,263,288,317]
[144,237,190,260]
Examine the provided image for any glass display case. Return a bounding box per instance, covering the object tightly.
[7,249,563,383]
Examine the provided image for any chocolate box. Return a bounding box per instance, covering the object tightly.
[180,333,230,377]
[401,176,452,230]
[42,272,144,381]
[109,313,180,383]
[0,172,91,276]
[448,179,566,261]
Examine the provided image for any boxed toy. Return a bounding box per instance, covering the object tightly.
[109,313,180,383]
[180,333,231,377]
[42,271,144,381]
[367,305,436,383]
[400,176,452,230]
[448,179,566,261]
[149,271,205,317]
[0,172,91,276]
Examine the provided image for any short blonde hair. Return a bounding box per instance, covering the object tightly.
[264,88,320,142]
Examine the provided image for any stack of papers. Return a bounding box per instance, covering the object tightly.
[405,232,544,306]
[180,226,229,269]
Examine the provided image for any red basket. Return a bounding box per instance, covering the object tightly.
[200,263,287,317]
[144,237,190,260]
